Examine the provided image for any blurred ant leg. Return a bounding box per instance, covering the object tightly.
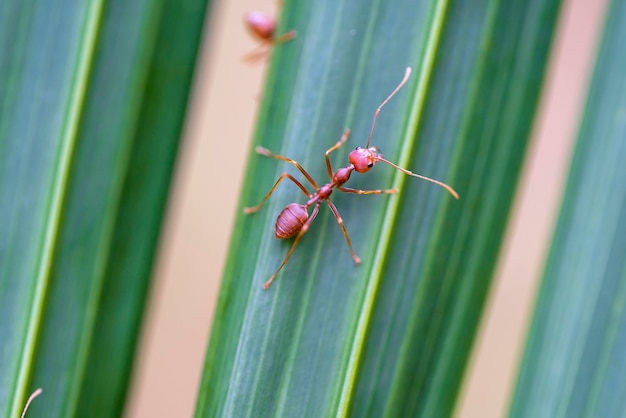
[325,129,351,179]
[244,173,310,214]
[264,202,320,288]
[273,30,296,44]
[243,45,270,63]
[325,200,361,264]
[256,146,320,189]
[337,186,398,195]
[21,388,42,418]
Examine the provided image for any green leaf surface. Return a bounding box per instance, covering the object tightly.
[197,0,561,416]
[510,0,626,416]
[0,0,209,415]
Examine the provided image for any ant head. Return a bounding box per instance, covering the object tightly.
[349,146,382,173]
[244,12,275,40]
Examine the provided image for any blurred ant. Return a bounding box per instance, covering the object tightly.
[244,10,296,62]
[244,67,459,288]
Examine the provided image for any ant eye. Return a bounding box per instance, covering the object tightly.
[367,162,373,168]
[355,146,360,150]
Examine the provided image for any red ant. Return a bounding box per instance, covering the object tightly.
[243,11,296,62]
[244,67,459,289]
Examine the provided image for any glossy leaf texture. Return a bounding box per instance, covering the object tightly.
[0,0,209,416]
[510,0,626,416]
[196,0,561,416]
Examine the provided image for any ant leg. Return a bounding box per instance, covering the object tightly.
[255,146,320,189]
[244,173,310,214]
[325,200,361,264]
[338,186,398,195]
[325,129,351,179]
[263,203,321,288]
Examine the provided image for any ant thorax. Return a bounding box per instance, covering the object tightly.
[333,166,353,186]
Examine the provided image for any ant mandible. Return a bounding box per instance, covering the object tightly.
[244,67,459,289]
[244,10,296,62]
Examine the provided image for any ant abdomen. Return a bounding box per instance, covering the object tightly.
[275,203,308,239]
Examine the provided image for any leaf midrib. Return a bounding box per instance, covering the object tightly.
[335,0,451,415]
[11,2,105,415]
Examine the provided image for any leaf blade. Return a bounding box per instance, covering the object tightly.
[196,0,561,416]
[511,0,626,415]
[0,0,210,415]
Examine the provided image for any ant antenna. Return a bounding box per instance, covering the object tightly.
[365,67,412,148]
[376,157,459,199]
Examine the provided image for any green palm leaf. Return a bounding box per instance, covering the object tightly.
[511,0,626,415]
[0,0,210,415]
[196,0,561,416]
